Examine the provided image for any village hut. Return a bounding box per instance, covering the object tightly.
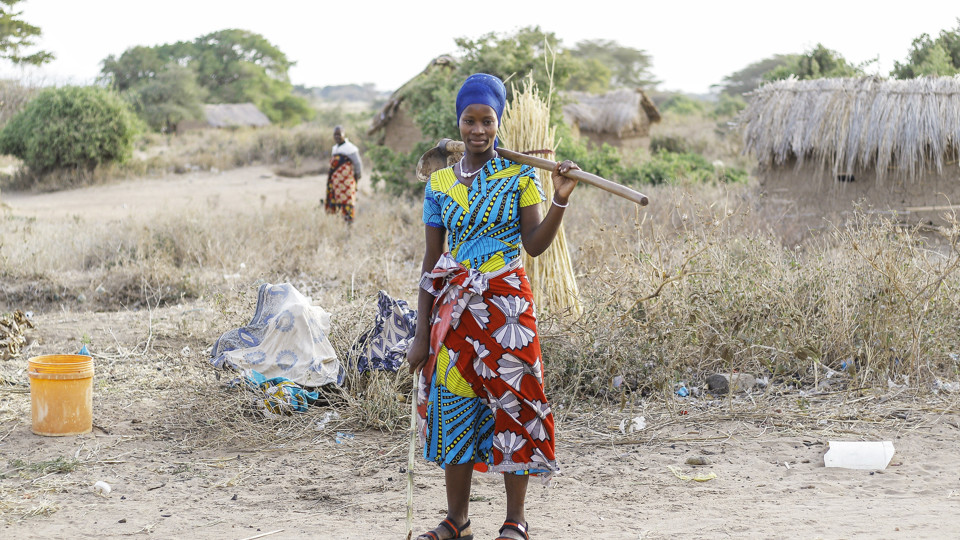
[740,76,960,238]
[561,88,661,150]
[367,55,457,153]
[180,103,271,131]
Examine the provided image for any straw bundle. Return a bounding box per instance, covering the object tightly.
[739,76,960,182]
[500,78,583,317]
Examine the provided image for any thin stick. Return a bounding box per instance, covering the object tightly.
[406,373,418,540]
[238,530,284,540]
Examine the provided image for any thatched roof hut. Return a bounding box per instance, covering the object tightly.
[561,89,661,150]
[367,56,457,153]
[180,103,271,131]
[202,103,271,128]
[739,76,960,239]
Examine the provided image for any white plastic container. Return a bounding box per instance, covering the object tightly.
[824,441,895,470]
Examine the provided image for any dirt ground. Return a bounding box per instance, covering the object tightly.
[2,168,960,539]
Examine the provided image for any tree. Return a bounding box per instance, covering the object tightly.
[0,0,53,65]
[100,29,312,126]
[569,39,658,89]
[891,19,960,78]
[126,65,207,133]
[764,44,867,81]
[566,57,612,93]
[0,86,139,173]
[100,46,168,92]
[716,54,798,96]
[455,27,581,102]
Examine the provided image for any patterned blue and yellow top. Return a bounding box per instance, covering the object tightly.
[423,157,545,273]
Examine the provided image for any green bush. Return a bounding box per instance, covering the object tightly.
[659,94,708,116]
[711,93,747,118]
[368,143,429,199]
[556,133,624,181]
[628,150,748,185]
[649,135,690,154]
[0,86,140,173]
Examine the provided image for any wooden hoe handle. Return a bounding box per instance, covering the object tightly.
[442,140,649,207]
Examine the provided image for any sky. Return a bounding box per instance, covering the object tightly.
[4,0,960,95]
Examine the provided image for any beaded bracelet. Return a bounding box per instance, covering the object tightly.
[552,196,569,208]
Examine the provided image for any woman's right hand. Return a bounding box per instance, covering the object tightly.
[407,332,430,374]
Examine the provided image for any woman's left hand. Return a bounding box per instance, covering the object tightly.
[551,160,580,205]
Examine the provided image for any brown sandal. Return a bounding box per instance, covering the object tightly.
[496,521,529,540]
[417,518,473,540]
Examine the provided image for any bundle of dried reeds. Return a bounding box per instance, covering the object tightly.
[500,77,583,317]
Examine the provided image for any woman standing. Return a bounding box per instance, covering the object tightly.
[406,73,580,540]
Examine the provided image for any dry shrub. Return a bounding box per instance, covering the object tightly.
[4,146,960,439]
[545,184,960,400]
[0,80,39,127]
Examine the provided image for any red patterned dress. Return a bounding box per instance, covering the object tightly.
[326,154,358,223]
[417,157,559,478]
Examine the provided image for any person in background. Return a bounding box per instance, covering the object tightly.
[325,125,362,223]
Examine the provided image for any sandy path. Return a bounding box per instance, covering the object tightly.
[3,167,321,222]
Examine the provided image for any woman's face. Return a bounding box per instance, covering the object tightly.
[458,104,498,154]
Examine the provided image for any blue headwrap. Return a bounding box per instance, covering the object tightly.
[456,73,507,122]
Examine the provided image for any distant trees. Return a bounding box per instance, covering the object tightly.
[716,55,797,96]
[717,44,868,97]
[891,19,960,78]
[721,19,960,95]
[764,44,867,81]
[0,0,53,65]
[568,39,658,90]
[126,65,207,133]
[100,29,312,129]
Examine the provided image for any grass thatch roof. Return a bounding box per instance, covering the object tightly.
[204,103,270,128]
[562,88,661,136]
[367,55,456,135]
[740,76,960,180]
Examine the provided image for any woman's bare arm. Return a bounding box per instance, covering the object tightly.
[520,161,580,256]
[407,225,447,374]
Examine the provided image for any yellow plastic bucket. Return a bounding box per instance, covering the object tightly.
[28,354,94,436]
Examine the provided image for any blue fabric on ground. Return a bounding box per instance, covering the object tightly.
[243,369,319,414]
[352,290,416,372]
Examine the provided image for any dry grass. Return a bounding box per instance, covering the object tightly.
[1,125,959,466]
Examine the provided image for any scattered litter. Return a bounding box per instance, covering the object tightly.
[612,375,624,388]
[675,386,689,397]
[667,465,716,482]
[93,481,111,496]
[335,432,354,444]
[315,411,340,431]
[934,380,960,393]
[824,441,895,470]
[618,416,646,434]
